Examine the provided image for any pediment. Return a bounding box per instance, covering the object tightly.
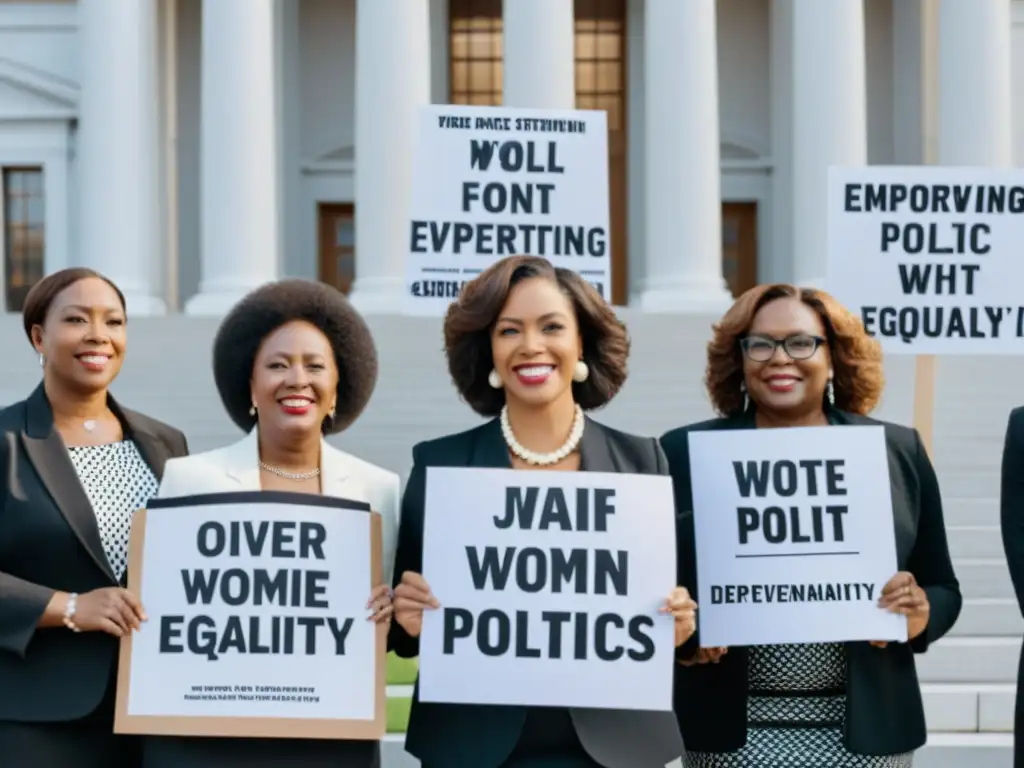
[0,57,77,120]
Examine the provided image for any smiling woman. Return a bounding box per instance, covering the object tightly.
[0,267,189,768]
[659,283,961,768]
[143,279,399,768]
[388,255,695,768]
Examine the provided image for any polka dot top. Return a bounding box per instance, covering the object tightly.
[67,440,159,581]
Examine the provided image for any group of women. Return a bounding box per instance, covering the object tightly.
[0,255,972,767]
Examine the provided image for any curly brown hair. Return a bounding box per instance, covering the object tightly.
[212,279,379,435]
[705,284,884,417]
[444,255,629,417]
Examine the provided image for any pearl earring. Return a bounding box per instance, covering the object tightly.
[572,360,590,383]
[488,369,503,389]
[249,404,257,416]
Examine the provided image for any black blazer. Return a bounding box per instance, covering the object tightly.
[660,408,961,757]
[389,416,685,768]
[0,383,188,723]
[999,406,1024,766]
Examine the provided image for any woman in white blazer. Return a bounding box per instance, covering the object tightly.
[142,279,398,768]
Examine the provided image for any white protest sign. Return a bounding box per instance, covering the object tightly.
[406,103,611,315]
[418,467,676,712]
[827,165,1024,355]
[687,426,906,647]
[115,492,385,739]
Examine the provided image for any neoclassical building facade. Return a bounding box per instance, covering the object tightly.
[0,0,1020,315]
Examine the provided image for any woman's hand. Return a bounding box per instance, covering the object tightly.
[660,586,698,647]
[71,587,146,637]
[366,584,393,624]
[678,646,729,666]
[392,571,440,638]
[870,571,930,648]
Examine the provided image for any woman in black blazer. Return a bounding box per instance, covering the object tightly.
[0,268,189,768]
[999,406,1024,768]
[390,255,695,768]
[660,284,961,767]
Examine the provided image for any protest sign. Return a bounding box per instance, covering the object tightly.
[417,467,676,712]
[114,491,386,740]
[827,165,1024,355]
[687,426,906,647]
[406,103,611,315]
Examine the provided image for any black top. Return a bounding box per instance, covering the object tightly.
[998,406,1024,766]
[389,416,685,768]
[660,407,962,756]
[1001,406,1024,614]
[0,383,188,723]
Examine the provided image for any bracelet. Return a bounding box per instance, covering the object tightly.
[62,592,81,633]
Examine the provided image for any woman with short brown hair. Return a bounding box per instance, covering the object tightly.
[390,255,695,768]
[661,283,961,767]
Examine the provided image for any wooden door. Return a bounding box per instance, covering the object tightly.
[318,203,355,295]
[721,202,758,298]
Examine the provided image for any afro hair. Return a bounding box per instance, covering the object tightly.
[212,279,379,435]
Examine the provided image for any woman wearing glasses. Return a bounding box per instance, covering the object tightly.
[659,284,961,767]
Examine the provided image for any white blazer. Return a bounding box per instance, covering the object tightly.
[158,428,400,586]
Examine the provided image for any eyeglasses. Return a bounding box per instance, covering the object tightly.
[740,334,827,362]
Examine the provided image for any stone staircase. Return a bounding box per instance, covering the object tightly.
[0,311,1014,766]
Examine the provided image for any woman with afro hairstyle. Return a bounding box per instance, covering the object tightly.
[141,279,398,768]
[660,283,961,768]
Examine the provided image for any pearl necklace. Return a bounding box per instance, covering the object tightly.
[500,404,585,466]
[258,461,320,480]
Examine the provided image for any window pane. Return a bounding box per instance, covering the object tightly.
[337,248,355,284]
[450,0,503,104]
[596,61,620,92]
[576,61,595,92]
[595,31,620,60]
[468,30,495,59]
[335,218,354,248]
[3,168,46,312]
[469,61,493,92]
[450,32,469,58]
[451,62,469,94]
[576,33,595,59]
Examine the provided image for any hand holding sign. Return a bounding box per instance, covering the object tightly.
[659,586,698,647]
[679,647,729,667]
[367,583,394,624]
[75,587,147,637]
[393,571,440,638]
[869,571,931,648]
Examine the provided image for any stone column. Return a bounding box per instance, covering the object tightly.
[791,0,868,286]
[938,0,1011,165]
[77,0,165,314]
[503,0,575,109]
[638,0,733,312]
[186,0,279,315]
[347,0,431,313]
